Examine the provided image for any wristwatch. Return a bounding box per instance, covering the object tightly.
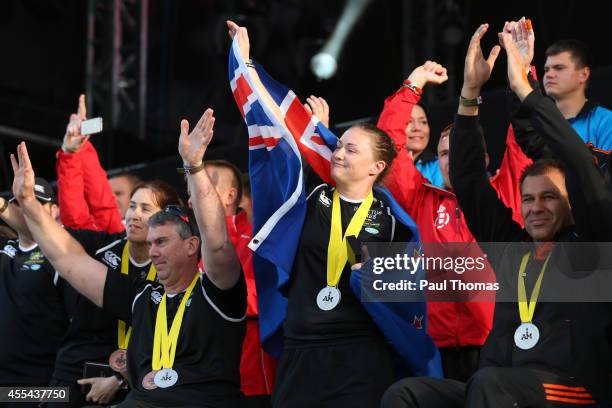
[459,95,483,106]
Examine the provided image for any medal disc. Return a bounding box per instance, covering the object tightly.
[514,322,540,350]
[109,349,128,372]
[316,286,341,311]
[154,368,179,388]
[142,370,159,390]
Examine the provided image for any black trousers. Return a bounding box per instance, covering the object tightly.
[272,338,395,408]
[439,346,481,382]
[381,367,599,408]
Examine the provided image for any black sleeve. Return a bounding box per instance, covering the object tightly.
[201,270,247,320]
[508,73,553,161]
[449,114,524,242]
[102,269,149,323]
[393,218,414,242]
[522,91,612,241]
[303,162,327,196]
[66,228,124,258]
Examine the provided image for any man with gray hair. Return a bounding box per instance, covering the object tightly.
[11,108,246,407]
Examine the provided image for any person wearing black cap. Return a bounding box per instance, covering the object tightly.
[11,108,246,407]
[0,178,70,400]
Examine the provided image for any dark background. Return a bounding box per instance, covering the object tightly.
[1,0,611,193]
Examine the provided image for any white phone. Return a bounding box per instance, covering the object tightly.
[81,117,103,135]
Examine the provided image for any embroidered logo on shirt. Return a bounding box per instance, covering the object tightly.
[22,250,45,270]
[1,244,17,258]
[103,251,121,268]
[434,204,450,230]
[150,291,163,304]
[318,190,332,207]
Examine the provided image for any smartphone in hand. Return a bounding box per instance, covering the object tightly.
[81,117,103,135]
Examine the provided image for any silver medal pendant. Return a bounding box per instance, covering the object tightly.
[514,322,540,350]
[316,286,341,311]
[153,368,179,388]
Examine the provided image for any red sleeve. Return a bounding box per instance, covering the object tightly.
[227,213,258,317]
[490,125,533,227]
[81,141,125,234]
[377,87,429,216]
[56,148,98,230]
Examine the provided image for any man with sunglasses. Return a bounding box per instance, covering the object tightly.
[11,108,246,407]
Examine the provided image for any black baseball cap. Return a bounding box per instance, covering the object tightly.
[9,177,56,204]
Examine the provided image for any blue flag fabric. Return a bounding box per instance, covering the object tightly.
[229,37,442,377]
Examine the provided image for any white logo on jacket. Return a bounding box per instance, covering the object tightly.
[103,251,121,268]
[1,244,17,258]
[318,190,332,207]
[150,291,163,304]
[435,204,450,229]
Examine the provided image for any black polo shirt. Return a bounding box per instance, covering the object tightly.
[52,230,154,382]
[0,238,69,386]
[103,267,246,406]
[284,169,413,344]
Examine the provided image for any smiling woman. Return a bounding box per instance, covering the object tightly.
[226,19,437,408]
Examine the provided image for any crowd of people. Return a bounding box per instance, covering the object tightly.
[1,16,611,408]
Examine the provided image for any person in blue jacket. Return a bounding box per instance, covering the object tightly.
[543,39,612,150]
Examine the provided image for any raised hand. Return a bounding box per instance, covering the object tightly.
[227,20,251,63]
[462,23,501,96]
[502,18,534,67]
[178,108,215,167]
[406,61,449,89]
[62,94,90,153]
[304,96,330,128]
[499,31,533,101]
[10,142,36,206]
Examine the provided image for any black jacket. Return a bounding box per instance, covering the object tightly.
[449,92,612,403]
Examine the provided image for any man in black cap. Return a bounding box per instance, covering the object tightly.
[0,178,70,398]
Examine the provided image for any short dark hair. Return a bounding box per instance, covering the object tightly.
[351,122,398,183]
[545,39,592,69]
[111,172,142,189]
[148,206,199,240]
[519,159,566,189]
[131,180,183,210]
[205,160,243,204]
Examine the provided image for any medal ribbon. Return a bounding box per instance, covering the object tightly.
[118,242,157,349]
[326,190,373,287]
[517,251,551,324]
[151,272,199,370]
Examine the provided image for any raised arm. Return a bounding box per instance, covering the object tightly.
[178,109,241,289]
[451,23,523,242]
[378,61,448,215]
[0,197,33,243]
[12,143,107,307]
[500,23,612,240]
[227,21,283,125]
[502,18,552,161]
[57,95,123,233]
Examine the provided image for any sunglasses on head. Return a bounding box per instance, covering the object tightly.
[163,205,196,236]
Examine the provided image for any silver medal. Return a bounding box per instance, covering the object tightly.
[316,286,341,311]
[514,322,540,350]
[153,368,179,388]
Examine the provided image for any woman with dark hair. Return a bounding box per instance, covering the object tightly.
[47,104,185,407]
[227,20,438,408]
[404,102,445,188]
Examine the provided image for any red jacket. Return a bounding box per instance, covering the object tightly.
[56,141,124,233]
[377,87,531,348]
[226,212,277,396]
